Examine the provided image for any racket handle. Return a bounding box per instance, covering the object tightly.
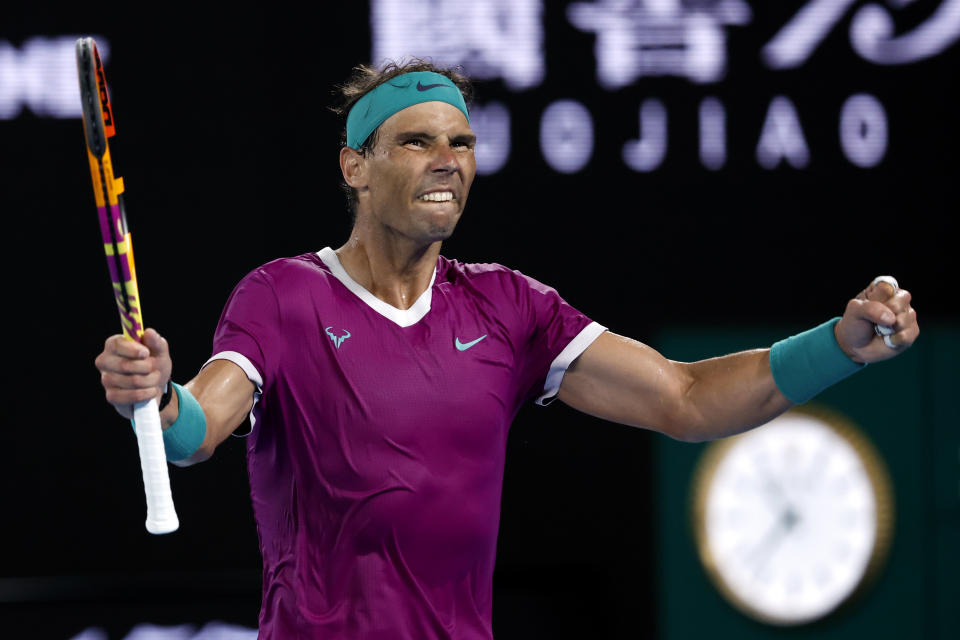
[133,398,180,534]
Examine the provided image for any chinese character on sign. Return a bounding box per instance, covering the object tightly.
[370,0,545,90]
[763,0,960,68]
[567,0,752,88]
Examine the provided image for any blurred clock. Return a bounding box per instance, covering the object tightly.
[690,406,894,625]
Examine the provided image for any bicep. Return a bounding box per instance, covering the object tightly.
[557,331,694,438]
[180,359,257,462]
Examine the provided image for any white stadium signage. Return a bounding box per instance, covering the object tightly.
[6,2,956,174]
[370,0,960,174]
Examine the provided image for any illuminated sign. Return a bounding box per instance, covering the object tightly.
[0,37,109,119]
[763,0,960,68]
[470,101,512,174]
[370,0,959,174]
[567,0,753,87]
[72,621,256,639]
[370,0,544,90]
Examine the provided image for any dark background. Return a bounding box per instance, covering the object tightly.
[1,2,956,638]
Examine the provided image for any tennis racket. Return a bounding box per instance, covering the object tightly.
[76,37,179,534]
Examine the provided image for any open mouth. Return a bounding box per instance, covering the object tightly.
[417,191,455,202]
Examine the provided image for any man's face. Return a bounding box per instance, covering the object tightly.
[357,101,477,243]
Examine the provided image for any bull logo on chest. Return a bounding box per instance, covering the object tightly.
[325,326,352,349]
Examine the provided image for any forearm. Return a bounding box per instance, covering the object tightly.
[99,329,257,465]
[676,349,791,442]
[561,278,915,444]
[158,360,255,466]
[559,334,787,440]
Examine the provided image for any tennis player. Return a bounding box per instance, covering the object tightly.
[94,61,919,639]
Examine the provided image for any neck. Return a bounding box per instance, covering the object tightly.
[335,223,441,310]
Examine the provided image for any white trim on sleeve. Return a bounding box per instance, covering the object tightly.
[203,351,264,433]
[536,321,607,406]
[204,350,264,387]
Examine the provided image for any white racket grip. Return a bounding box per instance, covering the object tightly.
[133,398,180,534]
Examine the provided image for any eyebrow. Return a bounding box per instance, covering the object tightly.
[396,131,476,145]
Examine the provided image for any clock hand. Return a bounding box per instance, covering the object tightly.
[747,507,801,577]
[756,468,791,514]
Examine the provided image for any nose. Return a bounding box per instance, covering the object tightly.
[430,142,458,174]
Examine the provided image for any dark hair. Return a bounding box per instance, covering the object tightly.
[331,59,474,218]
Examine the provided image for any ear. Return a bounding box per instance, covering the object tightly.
[340,146,367,190]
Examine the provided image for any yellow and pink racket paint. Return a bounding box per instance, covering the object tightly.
[76,37,179,534]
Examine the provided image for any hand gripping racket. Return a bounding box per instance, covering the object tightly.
[76,37,179,534]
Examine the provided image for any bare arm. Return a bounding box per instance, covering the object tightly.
[164,359,255,466]
[96,328,256,465]
[558,333,788,442]
[557,278,918,442]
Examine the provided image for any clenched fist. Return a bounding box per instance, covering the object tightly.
[835,276,918,364]
[94,328,172,419]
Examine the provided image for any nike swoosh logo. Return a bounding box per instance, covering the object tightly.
[417,81,447,91]
[455,334,487,351]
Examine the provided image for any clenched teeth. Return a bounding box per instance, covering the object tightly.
[418,191,454,202]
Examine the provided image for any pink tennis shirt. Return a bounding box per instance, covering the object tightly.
[209,247,605,639]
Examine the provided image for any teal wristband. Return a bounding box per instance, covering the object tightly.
[130,383,207,462]
[163,383,207,461]
[769,318,865,404]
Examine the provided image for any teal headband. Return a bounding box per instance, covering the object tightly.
[346,71,470,150]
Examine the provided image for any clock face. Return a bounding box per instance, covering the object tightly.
[691,408,894,626]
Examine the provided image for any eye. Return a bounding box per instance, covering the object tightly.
[403,138,426,148]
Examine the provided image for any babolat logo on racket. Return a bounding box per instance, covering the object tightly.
[97,64,113,127]
[325,326,351,349]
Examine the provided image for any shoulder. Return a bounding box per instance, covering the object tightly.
[242,252,333,291]
[225,252,337,314]
[253,252,328,280]
[437,256,554,294]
